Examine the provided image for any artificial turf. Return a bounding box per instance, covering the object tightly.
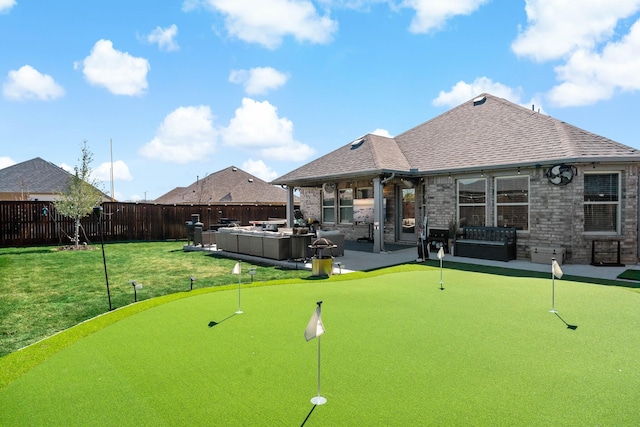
[1,266,639,426]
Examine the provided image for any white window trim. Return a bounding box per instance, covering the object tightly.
[322,187,335,225]
[457,177,487,227]
[583,171,621,235]
[338,188,354,224]
[494,175,530,231]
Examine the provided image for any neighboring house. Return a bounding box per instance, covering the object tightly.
[154,166,296,205]
[273,93,640,264]
[0,157,104,201]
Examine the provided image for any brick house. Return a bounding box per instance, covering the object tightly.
[273,93,640,265]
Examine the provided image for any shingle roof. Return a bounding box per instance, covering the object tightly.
[0,157,73,193]
[272,133,411,184]
[395,93,640,172]
[273,93,640,185]
[154,166,294,205]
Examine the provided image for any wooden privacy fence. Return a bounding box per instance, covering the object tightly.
[0,201,291,247]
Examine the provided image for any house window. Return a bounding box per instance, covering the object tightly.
[322,185,335,224]
[584,173,620,233]
[339,188,353,224]
[356,187,372,199]
[495,176,529,230]
[458,178,486,227]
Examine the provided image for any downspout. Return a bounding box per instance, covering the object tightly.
[373,173,395,253]
[381,172,396,186]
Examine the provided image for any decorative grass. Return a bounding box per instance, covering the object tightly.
[1,266,639,426]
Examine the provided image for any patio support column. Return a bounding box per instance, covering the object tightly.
[373,176,385,253]
[286,186,296,228]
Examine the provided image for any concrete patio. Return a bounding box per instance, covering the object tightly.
[186,242,640,283]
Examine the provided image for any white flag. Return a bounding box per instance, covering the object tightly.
[552,260,563,279]
[304,306,325,342]
[232,261,241,275]
[437,246,445,260]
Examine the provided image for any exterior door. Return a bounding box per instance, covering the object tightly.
[398,186,416,241]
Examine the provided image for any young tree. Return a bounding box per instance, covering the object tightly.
[54,141,105,248]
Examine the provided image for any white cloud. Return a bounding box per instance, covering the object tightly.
[547,19,640,107]
[242,159,279,182]
[193,0,338,49]
[3,65,65,101]
[0,156,16,169]
[433,77,524,107]
[512,0,640,62]
[400,0,490,33]
[94,160,133,182]
[139,106,218,163]
[59,163,73,173]
[371,128,392,138]
[229,67,289,95]
[221,98,315,161]
[146,24,180,51]
[0,0,16,13]
[76,39,150,96]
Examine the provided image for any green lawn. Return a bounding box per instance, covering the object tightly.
[1,265,639,426]
[0,242,310,357]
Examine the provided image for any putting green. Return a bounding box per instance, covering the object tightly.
[1,268,639,426]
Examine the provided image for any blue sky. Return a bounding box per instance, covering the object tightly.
[1,0,640,201]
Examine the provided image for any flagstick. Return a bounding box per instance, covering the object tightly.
[549,258,557,313]
[437,247,445,290]
[236,273,243,314]
[439,256,444,290]
[311,335,327,405]
[233,261,243,314]
[311,301,326,405]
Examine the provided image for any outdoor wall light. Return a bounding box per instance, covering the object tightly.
[129,280,142,302]
[190,276,196,290]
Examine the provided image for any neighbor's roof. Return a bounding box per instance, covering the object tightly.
[273,93,640,185]
[0,157,73,194]
[154,166,295,205]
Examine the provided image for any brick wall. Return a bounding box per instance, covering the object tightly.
[297,164,639,264]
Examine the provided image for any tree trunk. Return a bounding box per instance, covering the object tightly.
[74,218,81,248]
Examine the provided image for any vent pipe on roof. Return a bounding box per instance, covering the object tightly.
[472,96,486,106]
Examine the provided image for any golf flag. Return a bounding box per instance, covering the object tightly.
[437,246,445,260]
[232,261,241,275]
[304,305,325,342]
[552,259,563,279]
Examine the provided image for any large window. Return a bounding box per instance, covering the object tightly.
[584,173,620,233]
[339,188,353,224]
[322,185,335,224]
[458,178,486,227]
[496,176,529,230]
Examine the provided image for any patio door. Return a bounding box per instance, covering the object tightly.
[397,186,416,242]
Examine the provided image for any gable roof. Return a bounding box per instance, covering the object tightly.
[154,166,294,205]
[273,93,640,186]
[272,133,411,185]
[0,157,73,194]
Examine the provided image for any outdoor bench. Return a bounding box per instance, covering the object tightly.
[455,226,517,261]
